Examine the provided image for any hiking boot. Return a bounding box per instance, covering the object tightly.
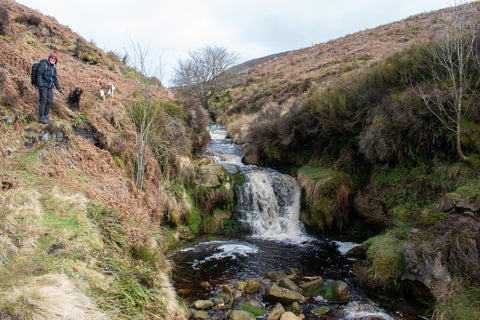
[46,116,53,122]
[39,116,48,124]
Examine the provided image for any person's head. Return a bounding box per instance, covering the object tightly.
[48,50,58,64]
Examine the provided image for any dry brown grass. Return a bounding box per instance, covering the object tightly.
[2,274,109,320]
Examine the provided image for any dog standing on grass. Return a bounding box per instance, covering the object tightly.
[68,87,83,110]
[100,83,115,100]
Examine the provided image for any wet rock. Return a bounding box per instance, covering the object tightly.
[267,303,285,320]
[287,268,301,276]
[227,310,256,320]
[193,299,214,310]
[218,292,231,303]
[240,300,266,316]
[191,310,209,320]
[345,245,367,260]
[299,278,323,297]
[197,164,229,187]
[311,306,330,316]
[323,280,351,303]
[285,301,302,314]
[279,311,302,320]
[264,285,305,304]
[177,288,192,295]
[267,271,287,281]
[234,281,246,291]
[279,277,301,293]
[244,279,261,293]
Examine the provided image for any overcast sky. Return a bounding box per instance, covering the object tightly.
[17,0,458,85]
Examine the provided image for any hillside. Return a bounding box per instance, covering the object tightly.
[222,3,473,144]
[0,0,196,318]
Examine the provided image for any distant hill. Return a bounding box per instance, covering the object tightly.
[233,4,459,89]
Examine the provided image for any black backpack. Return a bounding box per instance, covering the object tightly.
[30,59,47,87]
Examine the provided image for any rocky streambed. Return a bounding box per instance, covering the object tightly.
[171,238,423,320]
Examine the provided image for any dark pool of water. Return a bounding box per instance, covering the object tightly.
[169,236,426,320]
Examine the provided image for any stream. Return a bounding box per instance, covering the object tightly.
[170,124,425,320]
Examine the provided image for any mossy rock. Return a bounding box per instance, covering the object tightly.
[297,166,355,232]
[239,300,266,316]
[323,280,351,303]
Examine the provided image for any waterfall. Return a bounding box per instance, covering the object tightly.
[205,124,305,240]
[235,168,304,239]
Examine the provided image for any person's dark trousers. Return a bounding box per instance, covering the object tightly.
[38,86,53,122]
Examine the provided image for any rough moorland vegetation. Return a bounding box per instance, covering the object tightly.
[212,2,480,319]
[2,0,480,319]
[0,0,224,318]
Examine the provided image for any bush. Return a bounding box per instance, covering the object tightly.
[0,3,9,36]
[15,13,41,26]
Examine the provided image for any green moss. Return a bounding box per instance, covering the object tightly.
[298,166,355,232]
[240,302,266,316]
[264,143,281,161]
[362,232,405,291]
[417,212,449,227]
[187,208,201,233]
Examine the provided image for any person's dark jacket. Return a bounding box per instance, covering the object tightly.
[36,59,61,91]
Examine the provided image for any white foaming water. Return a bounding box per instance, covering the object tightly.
[235,169,306,240]
[186,241,259,270]
[206,124,307,241]
[340,301,395,320]
[209,128,227,140]
[333,241,360,255]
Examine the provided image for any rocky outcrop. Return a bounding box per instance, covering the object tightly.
[402,212,480,299]
[197,163,230,188]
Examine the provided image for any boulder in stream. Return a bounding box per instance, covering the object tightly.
[193,299,214,310]
[323,280,351,303]
[227,309,256,320]
[299,278,324,297]
[264,285,305,304]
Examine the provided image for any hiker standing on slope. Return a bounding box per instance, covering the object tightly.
[36,50,63,123]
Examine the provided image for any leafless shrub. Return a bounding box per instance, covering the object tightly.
[73,37,86,58]
[15,13,41,26]
[182,98,209,133]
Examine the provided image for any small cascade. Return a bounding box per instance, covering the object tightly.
[204,124,244,173]
[205,124,305,239]
[235,168,304,238]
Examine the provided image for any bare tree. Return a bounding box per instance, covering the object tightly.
[127,42,166,189]
[418,1,479,161]
[171,45,239,116]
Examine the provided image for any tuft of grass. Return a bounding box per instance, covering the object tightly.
[356,230,406,293]
[0,274,107,320]
[433,285,480,320]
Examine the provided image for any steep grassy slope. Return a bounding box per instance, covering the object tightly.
[0,1,196,318]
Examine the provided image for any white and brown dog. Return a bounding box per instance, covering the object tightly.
[100,83,115,100]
